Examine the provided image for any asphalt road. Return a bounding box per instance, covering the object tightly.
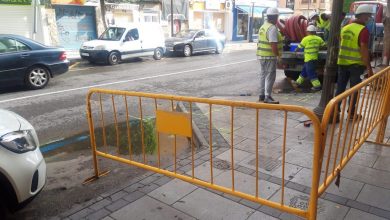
[0,50,260,145]
[4,49,269,219]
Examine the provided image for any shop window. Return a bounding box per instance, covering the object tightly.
[237,9,249,39]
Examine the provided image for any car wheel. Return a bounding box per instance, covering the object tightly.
[215,43,224,54]
[25,66,50,90]
[108,51,120,65]
[153,48,163,60]
[183,45,192,57]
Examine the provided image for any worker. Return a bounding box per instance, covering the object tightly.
[317,12,331,41]
[336,4,374,119]
[256,7,283,104]
[308,12,319,27]
[293,25,326,91]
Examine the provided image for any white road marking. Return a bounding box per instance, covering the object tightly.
[0,59,256,104]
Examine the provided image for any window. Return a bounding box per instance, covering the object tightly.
[0,38,30,53]
[125,29,139,41]
[196,31,205,38]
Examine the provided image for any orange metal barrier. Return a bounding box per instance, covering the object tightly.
[319,66,390,195]
[85,88,323,220]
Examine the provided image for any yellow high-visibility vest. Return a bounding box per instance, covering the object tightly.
[317,13,330,31]
[298,35,325,62]
[337,23,365,66]
[256,22,283,57]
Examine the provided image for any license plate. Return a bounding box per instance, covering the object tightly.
[81,52,89,56]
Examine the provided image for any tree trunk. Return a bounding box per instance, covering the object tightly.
[382,0,390,65]
[100,0,107,30]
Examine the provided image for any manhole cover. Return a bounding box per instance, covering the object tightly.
[212,160,231,170]
[248,155,281,172]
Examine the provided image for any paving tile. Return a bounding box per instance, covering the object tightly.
[69,208,95,220]
[123,182,144,193]
[153,176,173,186]
[221,193,242,202]
[323,193,348,205]
[346,199,370,212]
[214,170,280,199]
[369,207,390,219]
[186,161,225,182]
[284,150,313,169]
[148,179,197,205]
[85,208,110,220]
[139,175,160,185]
[216,149,252,163]
[109,190,128,201]
[357,184,390,211]
[269,188,349,220]
[345,208,387,220]
[238,154,303,179]
[173,188,254,220]
[89,199,112,211]
[349,151,378,167]
[138,183,160,194]
[257,205,282,218]
[236,165,255,175]
[291,168,363,200]
[239,199,262,210]
[247,210,279,220]
[101,216,114,220]
[373,156,390,172]
[123,190,145,203]
[110,196,195,220]
[105,199,129,212]
[343,161,390,190]
[278,212,305,220]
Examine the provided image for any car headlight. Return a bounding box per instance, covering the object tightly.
[0,130,37,153]
[94,45,106,50]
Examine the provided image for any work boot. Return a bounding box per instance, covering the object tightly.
[258,95,265,102]
[264,96,279,104]
[311,86,322,91]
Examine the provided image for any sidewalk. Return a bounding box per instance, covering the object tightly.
[58,89,390,220]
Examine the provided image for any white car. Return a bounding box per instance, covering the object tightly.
[80,23,166,65]
[0,109,46,218]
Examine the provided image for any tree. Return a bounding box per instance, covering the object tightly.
[382,0,390,66]
[100,0,107,30]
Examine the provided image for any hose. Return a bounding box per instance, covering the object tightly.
[278,15,308,42]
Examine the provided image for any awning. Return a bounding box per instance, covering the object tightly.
[236,5,266,18]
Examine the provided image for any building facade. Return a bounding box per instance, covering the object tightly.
[279,0,332,16]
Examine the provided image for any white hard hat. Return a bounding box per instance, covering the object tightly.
[307,25,317,32]
[309,12,319,20]
[267,7,279,16]
[355,4,374,15]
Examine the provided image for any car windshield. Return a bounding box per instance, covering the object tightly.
[99,27,126,41]
[175,30,197,39]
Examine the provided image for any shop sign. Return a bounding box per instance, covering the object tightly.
[51,0,85,5]
[0,0,31,5]
[205,1,220,10]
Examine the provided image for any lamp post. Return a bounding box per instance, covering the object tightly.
[313,0,344,118]
[248,2,255,42]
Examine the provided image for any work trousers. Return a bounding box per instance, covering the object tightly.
[259,59,277,97]
[335,64,365,114]
[300,60,318,80]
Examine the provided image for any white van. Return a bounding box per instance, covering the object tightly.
[80,23,165,65]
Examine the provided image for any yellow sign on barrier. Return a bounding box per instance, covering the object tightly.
[156,110,192,137]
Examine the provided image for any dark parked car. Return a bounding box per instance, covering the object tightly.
[0,34,69,90]
[165,29,226,57]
